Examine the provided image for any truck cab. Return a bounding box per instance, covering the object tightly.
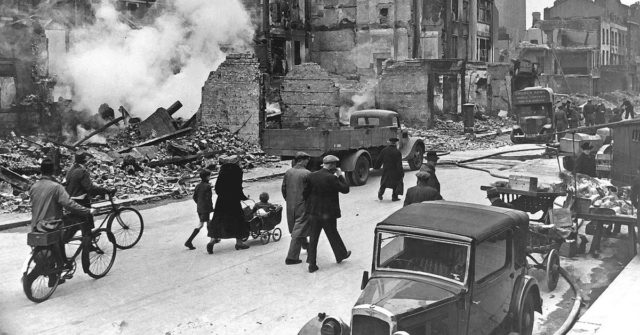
[510,87,555,144]
[299,201,543,335]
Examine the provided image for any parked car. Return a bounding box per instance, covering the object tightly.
[299,201,543,335]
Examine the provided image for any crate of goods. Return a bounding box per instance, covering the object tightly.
[509,175,538,192]
[27,230,62,247]
[559,133,602,154]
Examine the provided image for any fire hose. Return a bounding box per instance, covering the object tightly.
[444,146,584,334]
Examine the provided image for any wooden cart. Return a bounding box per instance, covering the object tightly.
[575,211,638,256]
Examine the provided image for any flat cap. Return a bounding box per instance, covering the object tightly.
[295,151,310,159]
[416,171,431,180]
[322,155,340,163]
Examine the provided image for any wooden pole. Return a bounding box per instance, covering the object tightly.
[73,116,124,147]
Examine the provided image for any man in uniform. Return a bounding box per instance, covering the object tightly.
[282,152,312,265]
[303,155,351,273]
[487,187,513,209]
[622,99,635,119]
[403,171,442,207]
[374,138,404,201]
[574,142,597,177]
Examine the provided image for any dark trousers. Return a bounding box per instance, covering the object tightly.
[306,215,348,265]
[625,109,635,119]
[378,185,399,199]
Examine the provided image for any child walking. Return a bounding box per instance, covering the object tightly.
[185,169,214,250]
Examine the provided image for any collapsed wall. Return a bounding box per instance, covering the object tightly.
[376,60,430,125]
[198,53,261,142]
[280,63,340,128]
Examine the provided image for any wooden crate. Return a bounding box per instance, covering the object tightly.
[508,175,538,192]
[27,230,62,247]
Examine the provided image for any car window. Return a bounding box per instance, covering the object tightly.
[377,232,469,284]
[475,231,508,281]
[357,117,367,126]
[368,118,380,126]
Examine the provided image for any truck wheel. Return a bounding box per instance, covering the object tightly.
[408,145,424,170]
[510,130,524,144]
[515,293,535,335]
[346,156,370,186]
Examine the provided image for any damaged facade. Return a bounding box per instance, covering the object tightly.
[519,0,640,95]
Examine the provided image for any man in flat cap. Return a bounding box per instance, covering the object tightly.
[374,137,404,201]
[303,155,351,273]
[282,151,312,265]
[403,171,442,207]
[486,187,513,209]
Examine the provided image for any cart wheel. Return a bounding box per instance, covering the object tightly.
[260,232,270,245]
[272,228,282,242]
[546,249,561,291]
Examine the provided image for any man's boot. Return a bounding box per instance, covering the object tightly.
[184,228,199,250]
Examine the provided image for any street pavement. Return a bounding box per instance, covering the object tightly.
[0,146,627,335]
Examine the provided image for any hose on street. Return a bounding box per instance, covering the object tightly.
[554,267,583,335]
[441,146,548,180]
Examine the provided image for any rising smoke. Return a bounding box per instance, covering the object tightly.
[56,0,254,119]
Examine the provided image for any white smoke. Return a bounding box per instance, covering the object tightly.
[56,0,254,119]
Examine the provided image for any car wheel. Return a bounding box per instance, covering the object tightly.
[516,293,535,335]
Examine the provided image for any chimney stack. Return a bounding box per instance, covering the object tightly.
[532,12,541,27]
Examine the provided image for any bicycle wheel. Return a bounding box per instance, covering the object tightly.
[22,247,60,303]
[107,207,144,249]
[82,229,117,279]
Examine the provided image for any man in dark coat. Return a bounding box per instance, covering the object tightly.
[487,187,513,209]
[554,104,569,132]
[303,155,351,273]
[595,103,606,125]
[403,171,442,207]
[622,99,635,119]
[208,155,250,253]
[374,138,404,201]
[574,142,597,177]
[283,151,312,264]
[65,152,113,208]
[583,99,596,126]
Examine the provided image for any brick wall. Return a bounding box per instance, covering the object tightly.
[198,53,261,143]
[376,60,430,125]
[280,63,340,128]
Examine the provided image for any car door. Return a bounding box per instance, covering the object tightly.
[469,230,514,335]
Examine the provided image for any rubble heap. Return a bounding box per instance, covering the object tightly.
[408,116,515,152]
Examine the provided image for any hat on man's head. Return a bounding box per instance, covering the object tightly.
[416,171,431,180]
[388,137,399,143]
[420,162,435,173]
[486,187,500,198]
[581,142,594,150]
[426,151,440,161]
[295,151,310,159]
[322,155,340,164]
[199,169,211,180]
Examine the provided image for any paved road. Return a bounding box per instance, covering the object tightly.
[0,158,571,335]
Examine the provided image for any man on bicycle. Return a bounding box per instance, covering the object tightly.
[65,152,114,209]
[30,159,97,278]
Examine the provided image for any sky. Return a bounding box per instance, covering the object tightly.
[526,0,639,28]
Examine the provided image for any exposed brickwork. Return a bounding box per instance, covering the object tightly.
[376,60,430,125]
[198,53,261,143]
[280,63,340,128]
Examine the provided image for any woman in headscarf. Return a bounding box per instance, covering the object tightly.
[207,155,250,253]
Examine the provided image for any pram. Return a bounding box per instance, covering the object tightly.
[241,200,283,245]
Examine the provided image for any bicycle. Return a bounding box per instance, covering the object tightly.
[93,192,144,249]
[22,221,117,303]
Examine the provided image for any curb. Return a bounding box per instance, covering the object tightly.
[0,171,287,232]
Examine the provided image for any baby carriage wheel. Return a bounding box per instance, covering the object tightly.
[251,231,260,239]
[260,232,270,245]
[272,228,282,242]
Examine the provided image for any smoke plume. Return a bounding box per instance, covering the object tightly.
[56,0,254,119]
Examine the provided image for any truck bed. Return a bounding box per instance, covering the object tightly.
[263,126,398,157]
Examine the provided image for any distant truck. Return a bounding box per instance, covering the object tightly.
[262,110,425,186]
[510,87,557,144]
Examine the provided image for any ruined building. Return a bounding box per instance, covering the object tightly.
[518,0,640,95]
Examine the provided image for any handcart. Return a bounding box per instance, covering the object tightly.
[241,200,283,245]
[481,186,569,291]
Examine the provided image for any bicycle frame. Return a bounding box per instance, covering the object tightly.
[31,222,87,278]
[94,194,120,230]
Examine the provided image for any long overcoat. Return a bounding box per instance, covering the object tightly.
[209,163,249,239]
[374,145,404,189]
[281,165,311,238]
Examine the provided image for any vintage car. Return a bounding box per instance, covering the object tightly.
[299,201,543,335]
